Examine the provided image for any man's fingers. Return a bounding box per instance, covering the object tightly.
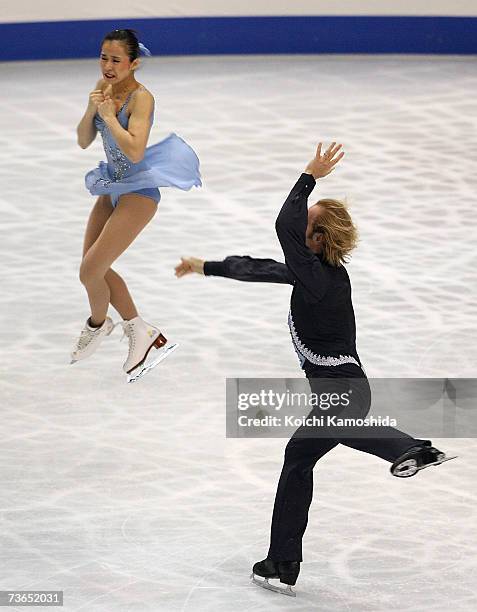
[325,143,342,161]
[330,151,345,166]
[175,266,188,277]
[329,143,342,157]
[316,143,322,158]
[324,142,336,158]
[175,258,194,278]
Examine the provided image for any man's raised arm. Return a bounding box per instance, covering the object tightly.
[275,142,345,302]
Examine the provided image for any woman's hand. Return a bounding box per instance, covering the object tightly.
[98,98,116,122]
[88,83,111,112]
[174,257,205,277]
[305,142,345,179]
[88,89,105,112]
[97,86,116,122]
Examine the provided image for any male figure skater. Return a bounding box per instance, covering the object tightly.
[175,142,455,596]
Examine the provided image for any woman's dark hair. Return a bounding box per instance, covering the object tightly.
[101,28,141,62]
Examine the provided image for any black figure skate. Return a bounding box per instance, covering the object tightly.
[391,445,457,478]
[250,558,300,597]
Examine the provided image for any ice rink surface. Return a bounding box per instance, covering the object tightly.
[1,54,476,611]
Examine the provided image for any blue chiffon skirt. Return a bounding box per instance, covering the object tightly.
[85,132,202,207]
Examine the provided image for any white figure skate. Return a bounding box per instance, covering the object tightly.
[70,316,116,364]
[119,316,178,383]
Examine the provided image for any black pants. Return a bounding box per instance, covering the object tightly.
[267,363,430,562]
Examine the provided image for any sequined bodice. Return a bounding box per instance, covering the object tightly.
[94,89,154,182]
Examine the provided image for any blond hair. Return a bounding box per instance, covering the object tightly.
[312,198,358,266]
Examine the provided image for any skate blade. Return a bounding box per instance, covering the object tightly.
[250,575,296,597]
[394,454,458,477]
[127,343,178,383]
[417,454,458,471]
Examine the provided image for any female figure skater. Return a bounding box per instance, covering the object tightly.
[72,28,201,380]
[175,143,455,595]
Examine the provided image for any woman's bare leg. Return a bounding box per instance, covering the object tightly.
[104,269,139,321]
[80,194,158,325]
[82,195,146,322]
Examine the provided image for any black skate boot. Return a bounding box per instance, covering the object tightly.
[391,445,457,478]
[250,558,300,597]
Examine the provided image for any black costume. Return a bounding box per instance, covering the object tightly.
[204,173,430,562]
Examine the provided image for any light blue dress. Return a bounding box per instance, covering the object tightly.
[85,88,202,208]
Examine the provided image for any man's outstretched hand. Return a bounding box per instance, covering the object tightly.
[305,142,345,179]
[174,257,205,277]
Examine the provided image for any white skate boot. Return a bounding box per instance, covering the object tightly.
[119,316,178,383]
[70,316,116,364]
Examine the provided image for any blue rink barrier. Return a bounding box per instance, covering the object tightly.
[0,15,476,61]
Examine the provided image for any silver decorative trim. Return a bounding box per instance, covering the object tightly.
[288,310,360,367]
[99,129,131,182]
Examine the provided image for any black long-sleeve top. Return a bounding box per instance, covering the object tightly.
[204,173,362,374]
